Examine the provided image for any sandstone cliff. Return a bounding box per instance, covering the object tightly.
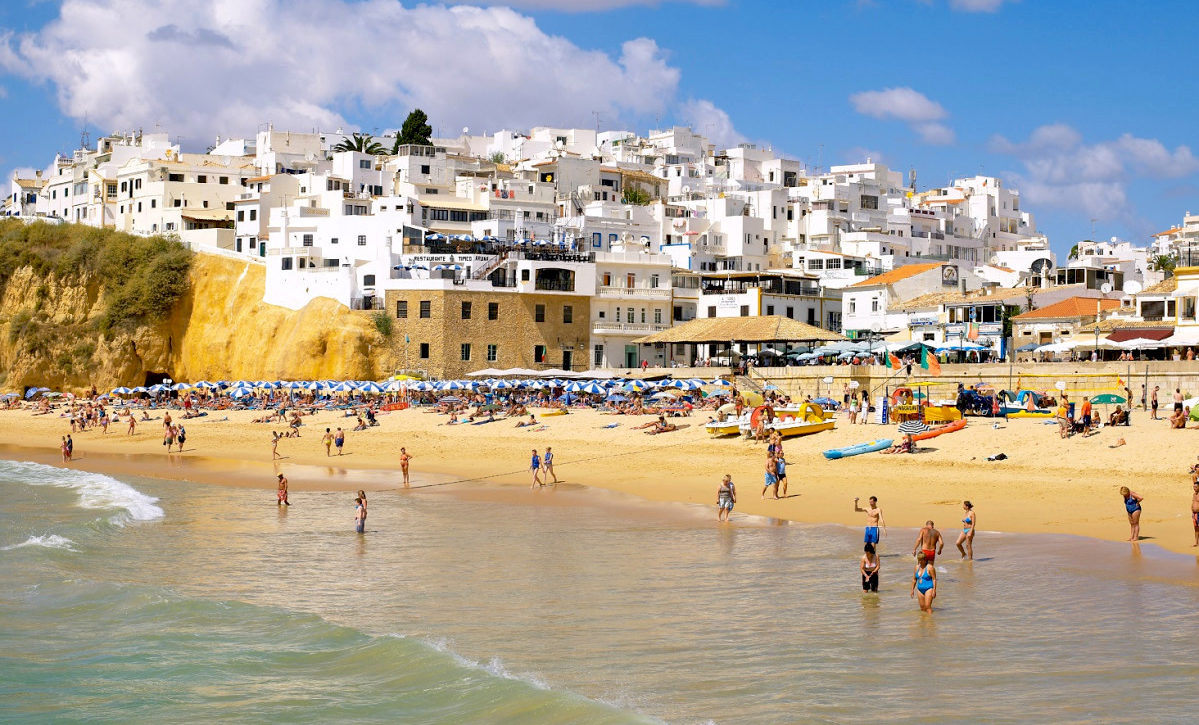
[0,253,390,392]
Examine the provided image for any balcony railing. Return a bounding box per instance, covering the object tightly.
[597,286,672,299]
[591,321,669,334]
[534,280,576,292]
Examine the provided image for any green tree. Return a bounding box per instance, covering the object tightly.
[488,151,507,165]
[333,132,386,155]
[621,186,652,205]
[395,109,432,150]
[1151,253,1177,278]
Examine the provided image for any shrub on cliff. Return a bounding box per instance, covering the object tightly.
[0,219,192,335]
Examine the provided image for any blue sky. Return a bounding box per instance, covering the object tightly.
[2,0,1197,255]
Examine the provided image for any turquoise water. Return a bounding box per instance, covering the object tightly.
[2,459,1198,723]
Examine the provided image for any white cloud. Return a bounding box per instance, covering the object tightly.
[679,98,745,150]
[850,87,946,123]
[850,87,954,145]
[949,0,1009,11]
[842,146,887,166]
[459,0,724,10]
[0,0,731,147]
[989,123,1199,220]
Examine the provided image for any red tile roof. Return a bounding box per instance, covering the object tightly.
[850,262,943,288]
[1013,296,1120,320]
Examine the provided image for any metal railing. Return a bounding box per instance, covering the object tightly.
[591,321,669,333]
[596,286,672,298]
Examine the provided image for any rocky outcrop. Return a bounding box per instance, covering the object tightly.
[0,253,390,392]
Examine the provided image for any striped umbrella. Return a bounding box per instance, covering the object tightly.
[564,381,585,392]
[490,380,514,390]
[409,381,434,392]
[147,384,169,394]
[131,386,148,393]
[111,387,133,395]
[194,381,219,390]
[383,380,405,393]
[623,380,652,392]
[329,382,356,393]
[707,378,732,387]
[897,420,931,436]
[441,380,467,390]
[661,379,699,390]
[579,382,606,395]
[171,382,192,391]
[357,381,384,394]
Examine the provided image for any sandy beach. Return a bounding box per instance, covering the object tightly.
[3,402,1197,554]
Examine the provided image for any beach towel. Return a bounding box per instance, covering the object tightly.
[471,418,500,426]
[602,423,619,429]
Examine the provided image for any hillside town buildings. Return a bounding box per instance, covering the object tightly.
[2,122,1181,375]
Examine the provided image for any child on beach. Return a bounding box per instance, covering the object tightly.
[717,474,736,522]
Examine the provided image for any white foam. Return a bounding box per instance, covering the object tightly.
[2,534,77,551]
[1,460,164,524]
[418,636,551,690]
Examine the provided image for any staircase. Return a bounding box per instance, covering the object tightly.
[472,251,508,280]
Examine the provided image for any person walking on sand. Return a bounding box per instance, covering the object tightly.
[276,473,290,506]
[913,520,944,564]
[127,413,136,436]
[910,551,937,612]
[776,454,789,497]
[761,453,779,499]
[860,542,880,592]
[956,501,976,560]
[334,427,345,455]
[854,496,886,545]
[175,424,186,453]
[1191,481,1199,547]
[543,446,558,484]
[271,431,282,460]
[322,428,333,457]
[1120,486,1143,541]
[65,434,73,461]
[400,447,412,487]
[717,474,736,522]
[354,497,365,533]
[530,449,543,489]
[60,436,70,463]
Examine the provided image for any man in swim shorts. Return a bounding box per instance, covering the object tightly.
[277,473,290,505]
[913,520,943,563]
[854,496,886,544]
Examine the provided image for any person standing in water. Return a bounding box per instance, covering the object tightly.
[60,436,70,463]
[913,520,944,564]
[357,489,367,530]
[854,496,886,545]
[65,434,73,461]
[860,542,880,592]
[1191,481,1199,547]
[956,501,976,559]
[399,447,412,487]
[276,473,290,506]
[910,551,937,612]
[354,497,365,533]
[717,474,736,522]
[1120,486,1143,541]
[530,449,543,489]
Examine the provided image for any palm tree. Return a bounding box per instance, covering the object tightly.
[333,132,386,155]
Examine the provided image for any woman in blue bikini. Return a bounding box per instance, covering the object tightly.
[910,551,936,612]
[955,500,976,560]
[1120,486,1143,541]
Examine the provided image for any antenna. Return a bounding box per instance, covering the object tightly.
[79,113,91,150]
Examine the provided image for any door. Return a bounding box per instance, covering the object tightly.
[561,350,573,370]
[624,345,638,368]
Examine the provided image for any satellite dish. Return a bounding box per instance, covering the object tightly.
[870,323,882,333]
[682,185,691,194]
[462,126,469,135]
[1055,381,1066,391]
[1100,282,1113,295]
[989,255,1000,265]
[822,376,834,384]
[1123,280,1143,295]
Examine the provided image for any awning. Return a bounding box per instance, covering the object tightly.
[1106,328,1173,343]
[1161,327,1199,346]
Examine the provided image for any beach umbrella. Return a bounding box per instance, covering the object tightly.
[357,381,384,394]
[1090,393,1126,405]
[707,378,732,387]
[44,392,63,398]
[812,397,839,407]
[661,379,699,391]
[194,381,219,390]
[171,382,191,391]
[897,420,931,436]
[606,394,628,402]
[230,388,252,399]
[131,386,148,393]
[111,387,133,395]
[439,395,463,403]
[441,380,468,390]
[147,384,168,394]
[0,393,17,400]
[579,382,605,395]
[382,380,405,393]
[409,381,435,391]
[490,380,514,390]
[623,380,652,392]
[703,389,730,398]
[563,381,586,392]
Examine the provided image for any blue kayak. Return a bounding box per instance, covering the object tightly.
[823,439,892,460]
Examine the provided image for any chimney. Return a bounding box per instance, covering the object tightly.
[959,278,966,295]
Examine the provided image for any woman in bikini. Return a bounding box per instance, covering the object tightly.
[955,500,976,560]
[399,447,412,487]
[860,542,880,592]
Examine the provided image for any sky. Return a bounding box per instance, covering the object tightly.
[1,0,1197,257]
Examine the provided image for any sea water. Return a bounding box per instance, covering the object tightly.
[2,459,1197,723]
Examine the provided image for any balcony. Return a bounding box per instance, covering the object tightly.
[267,246,316,256]
[597,285,672,299]
[591,320,670,335]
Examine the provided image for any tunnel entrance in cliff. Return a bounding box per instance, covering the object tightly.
[143,371,172,386]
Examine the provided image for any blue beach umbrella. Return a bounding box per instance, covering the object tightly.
[357,381,384,394]
[623,380,652,392]
[490,380,514,390]
[230,388,252,399]
[171,382,191,391]
[131,386,148,394]
[147,384,168,394]
[329,382,356,393]
[579,382,606,395]
[193,381,219,390]
[111,387,133,396]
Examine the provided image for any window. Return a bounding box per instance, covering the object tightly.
[357,235,367,246]
[860,194,878,210]
[106,183,117,198]
[871,298,879,313]
[135,178,142,190]
[419,343,430,359]
[461,301,472,319]
[849,299,857,314]
[535,304,545,323]
[592,232,602,248]
[396,301,408,318]
[421,164,430,174]
[169,173,184,182]
[120,181,127,192]
[534,345,547,363]
[137,202,142,212]
[640,308,647,323]
[766,305,775,316]
[419,301,431,318]
[609,233,618,244]
[237,210,245,222]
[363,274,375,286]
[461,343,471,361]
[707,305,716,317]
[281,257,293,271]
[359,159,371,169]
[602,272,612,286]
[302,234,313,247]
[562,305,573,324]
[739,305,749,317]
[488,302,499,320]
[654,309,662,324]
[650,274,659,289]
[331,237,338,245]
[807,308,816,325]
[219,176,229,184]
[249,209,256,221]
[487,344,498,362]
[152,199,157,208]
[197,175,207,184]
[521,269,530,281]
[626,308,635,323]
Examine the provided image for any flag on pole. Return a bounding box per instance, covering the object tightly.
[888,352,902,370]
[921,346,942,376]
